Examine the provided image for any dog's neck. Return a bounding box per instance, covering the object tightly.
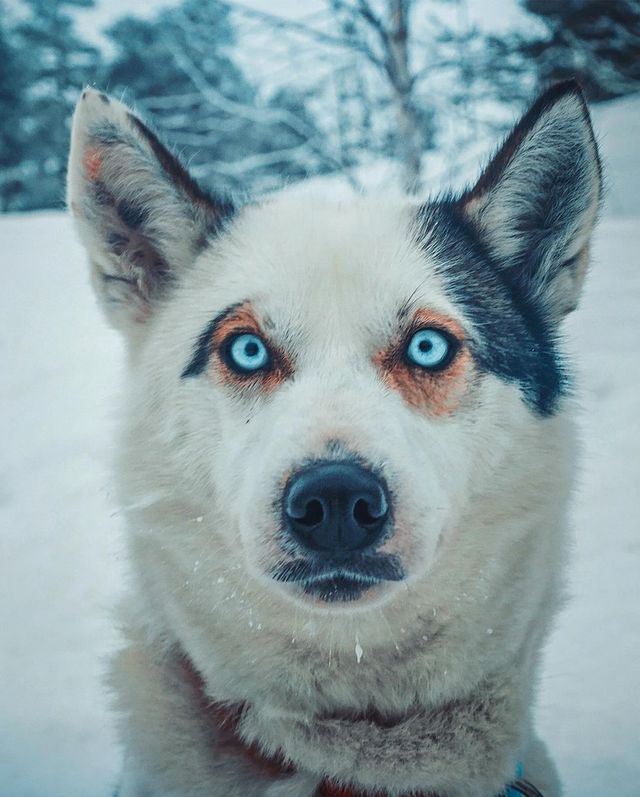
[179,654,542,797]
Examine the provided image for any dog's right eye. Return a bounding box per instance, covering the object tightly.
[405,328,456,371]
[225,333,271,374]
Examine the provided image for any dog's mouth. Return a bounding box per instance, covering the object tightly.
[271,554,405,603]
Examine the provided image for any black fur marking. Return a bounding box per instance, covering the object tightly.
[101,272,135,286]
[117,200,148,230]
[272,554,405,585]
[416,202,566,416]
[91,122,127,147]
[127,113,236,237]
[93,180,114,207]
[181,302,244,379]
[418,82,601,416]
[271,553,405,602]
[107,231,129,255]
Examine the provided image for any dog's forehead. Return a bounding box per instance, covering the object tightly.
[201,196,456,334]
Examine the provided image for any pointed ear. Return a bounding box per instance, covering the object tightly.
[67,88,234,334]
[458,81,602,318]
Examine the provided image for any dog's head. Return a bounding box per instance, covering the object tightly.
[68,85,600,630]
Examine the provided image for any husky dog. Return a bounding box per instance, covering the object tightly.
[67,81,601,797]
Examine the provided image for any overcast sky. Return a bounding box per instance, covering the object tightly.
[74,0,528,45]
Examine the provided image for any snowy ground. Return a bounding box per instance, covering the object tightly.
[1,98,639,797]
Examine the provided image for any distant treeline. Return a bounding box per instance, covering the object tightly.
[1,0,639,211]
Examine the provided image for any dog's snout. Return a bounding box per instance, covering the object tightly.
[283,461,390,553]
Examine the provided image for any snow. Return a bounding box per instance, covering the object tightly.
[0,95,639,796]
[537,214,640,795]
[593,93,640,217]
[355,636,364,664]
[0,212,126,797]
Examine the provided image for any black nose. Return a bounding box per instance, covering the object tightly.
[283,461,390,554]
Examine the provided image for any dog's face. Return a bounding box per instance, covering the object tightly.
[68,85,600,626]
[169,200,481,608]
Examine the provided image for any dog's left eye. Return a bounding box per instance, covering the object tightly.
[405,328,453,370]
[226,333,270,373]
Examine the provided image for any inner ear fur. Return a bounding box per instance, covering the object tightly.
[67,88,234,333]
[457,80,602,319]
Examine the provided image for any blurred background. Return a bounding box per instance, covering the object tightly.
[2,0,640,208]
[0,2,639,797]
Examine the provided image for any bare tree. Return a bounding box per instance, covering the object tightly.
[105,1,361,196]
[222,0,481,194]
[329,1,424,192]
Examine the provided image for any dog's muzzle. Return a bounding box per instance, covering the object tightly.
[275,460,402,602]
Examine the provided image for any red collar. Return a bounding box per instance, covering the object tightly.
[179,655,541,797]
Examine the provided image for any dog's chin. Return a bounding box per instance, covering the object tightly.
[271,554,405,607]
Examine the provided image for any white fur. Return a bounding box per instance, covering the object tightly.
[67,87,601,797]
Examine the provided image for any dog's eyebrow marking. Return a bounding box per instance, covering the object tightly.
[183,302,294,390]
[374,308,473,417]
[181,302,245,378]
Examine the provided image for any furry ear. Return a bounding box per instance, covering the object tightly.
[458,81,602,318]
[67,88,233,334]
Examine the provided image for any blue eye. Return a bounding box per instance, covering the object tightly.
[406,328,453,370]
[226,333,270,373]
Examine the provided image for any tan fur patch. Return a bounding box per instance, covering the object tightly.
[83,147,102,182]
[374,309,472,417]
[210,303,293,392]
